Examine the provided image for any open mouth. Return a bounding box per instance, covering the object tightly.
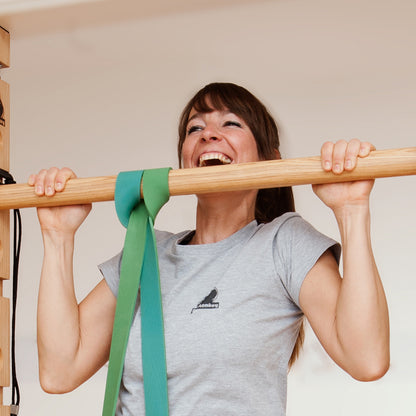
[198,152,232,167]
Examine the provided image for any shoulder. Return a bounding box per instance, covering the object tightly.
[155,228,192,249]
[266,213,340,306]
[255,212,305,239]
[263,212,339,256]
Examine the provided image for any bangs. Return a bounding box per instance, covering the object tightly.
[189,83,255,120]
[192,90,235,114]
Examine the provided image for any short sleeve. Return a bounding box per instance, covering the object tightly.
[273,215,341,307]
[98,251,122,297]
[97,230,173,298]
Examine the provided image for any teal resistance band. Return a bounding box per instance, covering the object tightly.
[103,167,171,416]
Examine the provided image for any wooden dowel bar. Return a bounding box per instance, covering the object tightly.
[0,147,415,210]
[170,147,416,195]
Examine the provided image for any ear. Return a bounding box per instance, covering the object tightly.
[274,149,281,160]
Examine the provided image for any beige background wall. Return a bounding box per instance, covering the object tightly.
[1,0,415,414]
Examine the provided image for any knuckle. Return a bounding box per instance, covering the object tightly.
[321,141,334,156]
[61,167,75,177]
[62,170,76,184]
[321,141,333,150]
[28,174,36,185]
[35,170,47,185]
[359,141,375,155]
[47,166,59,175]
[346,140,360,154]
[335,139,348,147]
[362,141,374,149]
[45,167,58,180]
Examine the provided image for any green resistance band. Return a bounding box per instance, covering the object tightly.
[102,167,171,416]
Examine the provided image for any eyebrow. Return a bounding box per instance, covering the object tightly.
[186,110,236,125]
[186,113,202,124]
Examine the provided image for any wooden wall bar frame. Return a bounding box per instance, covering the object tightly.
[0,25,10,416]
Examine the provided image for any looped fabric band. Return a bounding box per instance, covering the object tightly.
[103,167,171,416]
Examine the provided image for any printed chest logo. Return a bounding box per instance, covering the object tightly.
[191,288,219,314]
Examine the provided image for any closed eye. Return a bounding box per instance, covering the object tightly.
[223,120,242,128]
[187,125,203,135]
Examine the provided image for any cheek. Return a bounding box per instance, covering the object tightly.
[242,136,260,161]
[180,139,193,168]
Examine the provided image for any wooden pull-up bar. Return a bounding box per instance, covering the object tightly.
[0,147,415,210]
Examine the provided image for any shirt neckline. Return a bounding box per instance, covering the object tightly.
[175,220,258,252]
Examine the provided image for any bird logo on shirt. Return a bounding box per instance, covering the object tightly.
[191,288,219,314]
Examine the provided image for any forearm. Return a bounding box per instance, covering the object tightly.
[334,203,389,379]
[37,230,82,392]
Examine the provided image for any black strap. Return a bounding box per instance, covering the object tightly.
[0,168,15,185]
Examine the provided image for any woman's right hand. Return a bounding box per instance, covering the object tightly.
[31,168,114,393]
[28,167,92,234]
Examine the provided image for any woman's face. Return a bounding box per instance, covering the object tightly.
[181,108,260,169]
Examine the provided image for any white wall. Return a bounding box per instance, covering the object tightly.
[2,0,415,414]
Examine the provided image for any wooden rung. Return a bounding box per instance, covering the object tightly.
[0,28,10,69]
[0,147,414,210]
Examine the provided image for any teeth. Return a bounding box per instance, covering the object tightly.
[199,153,232,167]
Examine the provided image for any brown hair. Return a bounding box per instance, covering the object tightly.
[178,83,304,367]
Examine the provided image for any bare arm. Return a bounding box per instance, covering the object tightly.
[299,140,390,381]
[30,168,117,393]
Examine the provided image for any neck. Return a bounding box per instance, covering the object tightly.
[190,190,257,245]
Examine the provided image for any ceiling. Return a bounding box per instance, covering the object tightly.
[0,0,268,39]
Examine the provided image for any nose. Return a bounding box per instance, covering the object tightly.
[202,136,219,142]
[201,124,221,142]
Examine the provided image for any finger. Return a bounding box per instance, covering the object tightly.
[344,138,362,171]
[321,141,335,171]
[55,167,77,192]
[28,173,37,186]
[33,169,48,196]
[332,140,348,174]
[44,167,60,196]
[358,141,376,158]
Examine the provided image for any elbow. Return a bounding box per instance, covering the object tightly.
[39,367,78,394]
[350,356,390,382]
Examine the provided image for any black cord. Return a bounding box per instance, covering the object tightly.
[11,207,21,413]
[0,170,21,415]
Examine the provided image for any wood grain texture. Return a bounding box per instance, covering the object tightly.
[0,31,10,414]
[0,147,414,210]
[0,407,9,416]
[0,28,10,69]
[0,79,10,280]
[0,297,9,388]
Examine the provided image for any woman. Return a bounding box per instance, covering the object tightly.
[29,83,389,415]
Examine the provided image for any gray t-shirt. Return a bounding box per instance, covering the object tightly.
[99,212,340,416]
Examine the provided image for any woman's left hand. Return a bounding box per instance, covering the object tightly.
[307,139,390,380]
[312,139,376,214]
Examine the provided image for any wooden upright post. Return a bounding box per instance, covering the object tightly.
[0,26,11,416]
